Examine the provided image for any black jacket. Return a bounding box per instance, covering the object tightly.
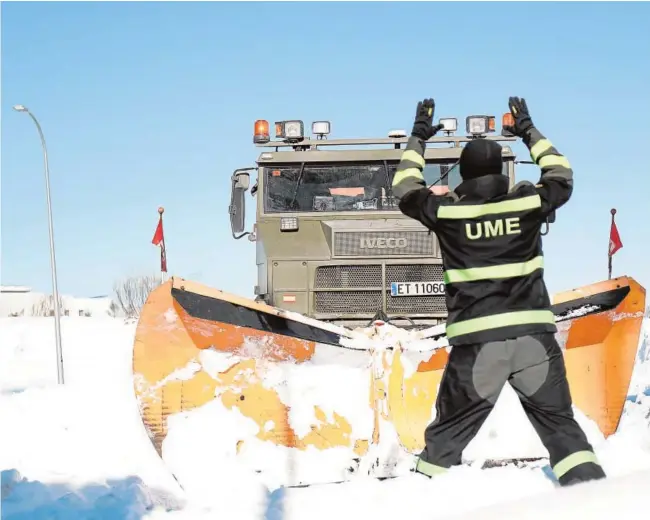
[392,127,573,345]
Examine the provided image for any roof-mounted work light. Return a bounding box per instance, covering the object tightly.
[439,117,458,134]
[311,121,331,138]
[388,129,407,138]
[275,120,304,141]
[466,115,495,136]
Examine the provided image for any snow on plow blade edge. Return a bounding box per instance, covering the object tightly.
[132,275,645,488]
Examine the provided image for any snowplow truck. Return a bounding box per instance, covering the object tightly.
[133,115,646,491]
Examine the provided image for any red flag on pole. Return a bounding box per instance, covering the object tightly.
[609,217,622,256]
[608,208,622,280]
[152,207,167,273]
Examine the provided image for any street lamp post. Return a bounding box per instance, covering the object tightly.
[13,104,65,385]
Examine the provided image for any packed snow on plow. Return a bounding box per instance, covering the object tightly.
[133,275,646,492]
[132,116,647,493]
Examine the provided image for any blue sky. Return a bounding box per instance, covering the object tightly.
[2,1,649,299]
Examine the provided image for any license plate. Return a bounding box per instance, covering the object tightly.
[390,281,445,297]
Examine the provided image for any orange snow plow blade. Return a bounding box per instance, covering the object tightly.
[553,277,646,435]
[132,277,374,488]
[385,276,646,454]
[133,276,645,488]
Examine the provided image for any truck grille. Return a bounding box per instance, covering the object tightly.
[314,291,383,314]
[315,265,382,288]
[386,264,443,284]
[313,264,447,316]
[386,293,447,314]
[333,231,437,257]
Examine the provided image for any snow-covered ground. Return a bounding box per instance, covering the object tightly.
[1,315,649,519]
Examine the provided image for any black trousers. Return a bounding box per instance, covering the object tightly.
[416,333,606,486]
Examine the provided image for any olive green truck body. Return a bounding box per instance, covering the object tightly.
[229,121,518,328]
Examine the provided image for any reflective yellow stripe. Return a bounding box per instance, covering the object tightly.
[445,310,555,339]
[444,256,544,284]
[401,149,425,168]
[393,167,423,186]
[530,139,553,162]
[552,450,600,479]
[538,155,571,169]
[437,194,541,219]
[415,458,448,477]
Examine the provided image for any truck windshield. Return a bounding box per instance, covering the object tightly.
[264,160,508,213]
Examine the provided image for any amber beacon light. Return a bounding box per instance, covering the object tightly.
[254,119,270,144]
[501,112,515,136]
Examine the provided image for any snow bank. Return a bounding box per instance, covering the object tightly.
[0,317,185,519]
[446,467,650,520]
[1,316,649,519]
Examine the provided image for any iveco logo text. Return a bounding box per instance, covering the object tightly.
[360,237,408,249]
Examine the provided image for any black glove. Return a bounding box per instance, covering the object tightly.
[503,96,535,137]
[411,98,444,141]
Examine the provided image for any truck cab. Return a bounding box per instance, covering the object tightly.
[229,116,518,328]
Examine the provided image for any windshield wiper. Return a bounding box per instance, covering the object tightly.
[383,160,394,204]
[429,159,460,188]
[288,162,306,210]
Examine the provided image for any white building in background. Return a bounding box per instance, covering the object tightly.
[0,285,119,318]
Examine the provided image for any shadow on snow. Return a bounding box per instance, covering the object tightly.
[1,469,180,520]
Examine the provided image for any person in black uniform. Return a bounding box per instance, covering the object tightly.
[392,97,607,487]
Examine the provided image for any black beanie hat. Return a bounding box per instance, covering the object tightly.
[459,139,503,181]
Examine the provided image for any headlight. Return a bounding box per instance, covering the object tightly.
[280,217,299,232]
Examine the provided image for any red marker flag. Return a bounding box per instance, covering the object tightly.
[152,207,167,273]
[608,208,622,279]
[609,219,622,257]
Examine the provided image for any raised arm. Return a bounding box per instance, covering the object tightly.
[392,98,448,229]
[392,135,427,199]
[504,97,574,216]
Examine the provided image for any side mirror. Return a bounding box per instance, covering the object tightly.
[229,170,251,236]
